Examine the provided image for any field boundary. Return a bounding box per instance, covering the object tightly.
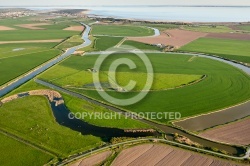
[0,128,57,156]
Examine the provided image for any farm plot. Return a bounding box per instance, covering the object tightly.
[38,53,250,124]
[78,36,123,52]
[179,38,250,64]
[39,64,202,92]
[15,23,52,30]
[71,150,112,166]
[0,132,53,166]
[127,29,207,48]
[199,118,250,145]
[182,25,233,33]
[174,101,250,132]
[0,49,61,86]
[111,144,240,166]
[206,33,250,40]
[63,26,84,32]
[120,40,162,51]
[0,26,16,31]
[91,25,154,37]
[56,35,83,51]
[0,96,102,157]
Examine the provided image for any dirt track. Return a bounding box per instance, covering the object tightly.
[0,39,63,44]
[111,144,242,166]
[127,29,207,48]
[206,33,250,40]
[0,26,16,31]
[15,23,51,30]
[199,118,250,146]
[63,26,84,31]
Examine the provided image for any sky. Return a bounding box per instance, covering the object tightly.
[1,0,250,6]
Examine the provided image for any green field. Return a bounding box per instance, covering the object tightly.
[0,49,61,86]
[0,132,53,166]
[138,23,179,31]
[182,25,233,33]
[236,25,250,31]
[0,96,102,157]
[39,65,202,91]
[91,25,154,37]
[0,18,82,41]
[179,38,250,64]
[56,35,83,51]
[0,42,58,59]
[79,36,123,52]
[121,40,162,51]
[39,53,250,124]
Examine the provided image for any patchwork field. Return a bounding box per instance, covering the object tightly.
[174,101,250,132]
[128,29,207,48]
[0,132,53,166]
[199,118,250,145]
[179,38,250,64]
[38,53,250,124]
[111,144,241,166]
[91,25,154,37]
[15,23,52,30]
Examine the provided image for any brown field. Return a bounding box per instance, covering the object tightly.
[63,26,84,32]
[199,118,250,146]
[206,33,250,40]
[0,39,63,44]
[0,26,16,31]
[111,144,242,166]
[174,101,250,132]
[15,23,51,30]
[127,29,207,48]
[70,150,112,166]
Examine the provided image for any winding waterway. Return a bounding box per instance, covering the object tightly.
[1,23,249,156]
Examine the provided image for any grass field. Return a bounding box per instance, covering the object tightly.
[56,35,83,51]
[121,40,162,51]
[0,132,53,166]
[38,53,250,124]
[0,96,102,157]
[39,65,202,91]
[182,25,233,33]
[91,25,154,37]
[236,25,250,31]
[0,49,61,86]
[179,38,250,64]
[0,42,58,58]
[1,79,151,129]
[79,36,123,52]
[138,23,179,31]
